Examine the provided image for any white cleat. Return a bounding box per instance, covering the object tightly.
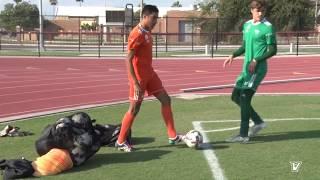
[248,122,267,137]
[115,141,133,152]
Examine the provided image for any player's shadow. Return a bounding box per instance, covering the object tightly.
[211,130,320,145]
[134,142,188,150]
[133,141,229,150]
[99,137,155,148]
[131,137,155,145]
[250,129,320,143]
[201,142,230,150]
[140,142,229,151]
[66,149,171,174]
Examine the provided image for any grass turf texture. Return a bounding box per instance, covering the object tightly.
[0,95,319,180]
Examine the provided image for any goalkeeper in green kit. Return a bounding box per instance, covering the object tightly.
[223,0,277,143]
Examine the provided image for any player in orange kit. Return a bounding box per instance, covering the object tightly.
[115,5,184,152]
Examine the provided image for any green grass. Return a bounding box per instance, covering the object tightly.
[0,50,40,56]
[277,47,320,54]
[0,50,82,57]
[0,50,115,57]
[0,95,320,179]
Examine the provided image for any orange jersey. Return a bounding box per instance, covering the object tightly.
[127,24,154,81]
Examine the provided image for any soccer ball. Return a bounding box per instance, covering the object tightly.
[183,130,203,148]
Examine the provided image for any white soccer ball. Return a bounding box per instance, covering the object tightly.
[183,130,203,148]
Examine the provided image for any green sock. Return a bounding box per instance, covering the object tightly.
[231,88,241,106]
[239,89,255,137]
[232,88,263,136]
[250,106,263,125]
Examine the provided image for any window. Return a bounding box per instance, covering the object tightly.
[179,21,193,42]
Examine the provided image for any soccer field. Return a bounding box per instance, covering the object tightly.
[0,95,319,180]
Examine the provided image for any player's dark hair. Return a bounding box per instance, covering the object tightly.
[142,5,159,16]
[250,0,267,11]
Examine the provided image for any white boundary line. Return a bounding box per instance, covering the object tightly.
[192,121,227,180]
[203,127,240,133]
[199,118,320,133]
[198,117,320,123]
[192,117,320,179]
[191,92,320,96]
[0,100,127,123]
[0,95,177,123]
[2,94,320,123]
[181,77,320,92]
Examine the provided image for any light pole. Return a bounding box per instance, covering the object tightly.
[140,0,143,20]
[76,0,83,7]
[50,0,57,16]
[39,0,44,50]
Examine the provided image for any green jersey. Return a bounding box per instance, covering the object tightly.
[235,18,277,90]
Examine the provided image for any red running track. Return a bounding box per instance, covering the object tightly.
[0,56,320,121]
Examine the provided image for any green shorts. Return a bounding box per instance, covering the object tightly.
[235,72,266,91]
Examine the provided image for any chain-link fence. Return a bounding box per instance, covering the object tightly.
[0,15,320,57]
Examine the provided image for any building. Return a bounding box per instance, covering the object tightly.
[154,8,202,43]
[43,5,216,44]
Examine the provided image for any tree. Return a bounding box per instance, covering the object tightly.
[133,3,146,22]
[199,0,252,33]
[80,22,97,31]
[216,0,251,32]
[199,0,217,16]
[171,1,182,7]
[198,0,315,32]
[13,0,22,4]
[0,1,39,31]
[0,3,16,31]
[50,0,57,5]
[196,0,220,34]
[268,0,314,31]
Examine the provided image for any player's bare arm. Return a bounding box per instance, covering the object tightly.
[223,55,234,68]
[126,49,142,98]
[224,41,245,68]
[249,59,257,74]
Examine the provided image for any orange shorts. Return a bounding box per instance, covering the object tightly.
[129,73,164,102]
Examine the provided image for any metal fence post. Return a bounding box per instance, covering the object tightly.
[37,31,41,57]
[123,21,125,52]
[165,16,168,52]
[296,15,301,56]
[296,32,299,56]
[192,18,194,52]
[155,33,158,58]
[0,33,2,51]
[211,34,214,58]
[78,17,81,52]
[98,24,102,58]
[215,18,219,50]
